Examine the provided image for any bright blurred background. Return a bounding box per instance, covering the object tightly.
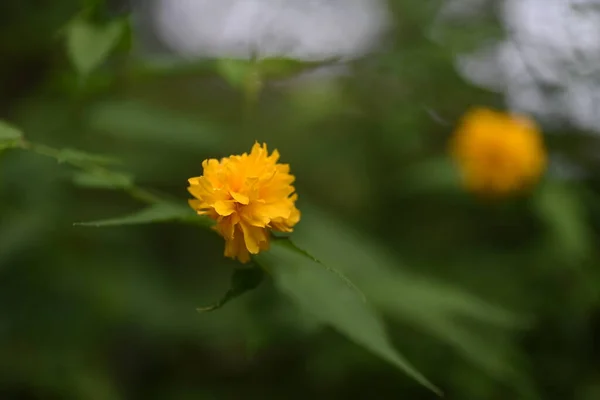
[2,0,600,399]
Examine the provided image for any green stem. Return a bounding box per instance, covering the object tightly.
[241,67,263,136]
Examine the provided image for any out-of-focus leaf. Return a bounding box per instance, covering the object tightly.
[0,120,23,142]
[216,59,252,89]
[198,267,265,312]
[258,57,339,79]
[534,181,591,261]
[287,80,350,123]
[74,202,205,227]
[72,170,133,189]
[66,16,126,76]
[57,148,121,166]
[87,101,224,151]
[255,240,441,395]
[216,59,263,103]
[127,56,216,80]
[415,313,516,378]
[289,204,525,378]
[381,276,527,329]
[215,57,341,92]
[400,157,462,196]
[0,120,23,152]
[71,368,124,400]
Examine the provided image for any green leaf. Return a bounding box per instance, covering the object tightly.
[66,16,126,76]
[534,181,591,261]
[0,120,23,144]
[216,59,252,89]
[215,57,340,88]
[72,171,133,189]
[289,204,525,379]
[272,237,366,303]
[255,241,441,395]
[197,267,265,312]
[57,148,121,166]
[127,56,216,80]
[74,202,204,227]
[258,57,339,79]
[87,100,224,151]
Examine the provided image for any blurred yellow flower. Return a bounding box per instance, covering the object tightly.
[450,107,547,196]
[188,142,300,263]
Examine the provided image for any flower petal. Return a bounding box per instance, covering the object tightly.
[224,229,251,263]
[214,200,236,216]
[230,191,250,205]
[240,222,268,254]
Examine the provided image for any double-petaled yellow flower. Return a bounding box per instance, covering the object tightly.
[188,142,300,263]
[450,107,547,196]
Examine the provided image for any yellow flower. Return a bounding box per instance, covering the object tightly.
[187,142,300,263]
[450,107,547,196]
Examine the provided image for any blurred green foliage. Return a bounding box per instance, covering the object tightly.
[2,1,600,399]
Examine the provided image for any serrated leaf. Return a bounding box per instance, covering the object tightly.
[66,16,126,76]
[72,171,133,189]
[255,241,440,395]
[74,202,204,227]
[198,267,265,312]
[0,120,23,142]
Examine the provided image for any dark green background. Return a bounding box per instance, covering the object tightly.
[2,1,600,399]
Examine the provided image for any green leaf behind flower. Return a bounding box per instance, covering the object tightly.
[290,204,527,380]
[255,239,441,395]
